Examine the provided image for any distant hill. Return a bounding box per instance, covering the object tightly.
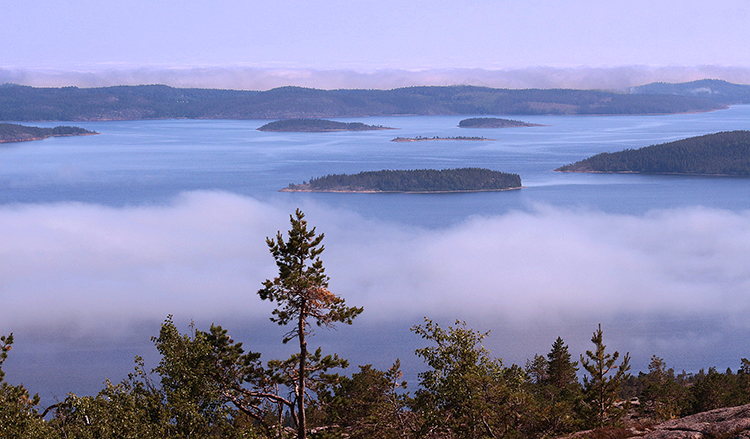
[0,84,724,121]
[257,118,394,132]
[458,117,543,128]
[630,79,750,104]
[0,123,97,143]
[282,168,522,193]
[556,130,750,175]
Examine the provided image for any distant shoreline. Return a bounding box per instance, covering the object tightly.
[0,83,727,121]
[555,169,750,177]
[280,186,523,193]
[0,124,99,144]
[0,133,99,144]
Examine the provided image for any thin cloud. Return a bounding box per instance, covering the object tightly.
[2,192,750,336]
[2,66,750,91]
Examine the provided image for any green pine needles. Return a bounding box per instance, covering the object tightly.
[258,209,363,439]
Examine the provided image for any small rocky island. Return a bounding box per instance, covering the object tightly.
[0,123,98,143]
[257,118,395,132]
[556,130,750,176]
[392,136,493,142]
[458,117,544,128]
[281,168,522,193]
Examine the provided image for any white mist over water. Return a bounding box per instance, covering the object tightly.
[3,193,750,331]
[2,192,750,402]
[2,110,750,401]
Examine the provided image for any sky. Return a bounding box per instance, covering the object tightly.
[2,0,750,89]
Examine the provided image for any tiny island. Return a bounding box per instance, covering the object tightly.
[555,130,750,176]
[458,117,544,128]
[391,136,494,142]
[281,168,522,193]
[257,118,395,132]
[0,123,98,144]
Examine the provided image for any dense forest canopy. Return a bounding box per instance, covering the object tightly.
[0,123,97,143]
[283,168,522,192]
[256,118,393,132]
[458,117,543,128]
[0,83,725,121]
[556,130,750,175]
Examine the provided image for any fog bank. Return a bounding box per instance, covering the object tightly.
[3,65,750,91]
[2,192,750,334]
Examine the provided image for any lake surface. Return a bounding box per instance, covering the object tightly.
[3,106,750,221]
[3,107,750,402]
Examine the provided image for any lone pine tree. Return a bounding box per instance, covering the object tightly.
[258,209,363,439]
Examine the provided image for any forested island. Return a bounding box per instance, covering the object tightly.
[0,123,97,143]
[257,118,394,132]
[391,135,492,142]
[282,168,522,192]
[0,83,726,121]
[556,131,750,175]
[458,117,544,128]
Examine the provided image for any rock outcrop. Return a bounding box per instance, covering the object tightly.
[641,404,750,439]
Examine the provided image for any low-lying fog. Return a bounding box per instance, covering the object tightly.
[2,191,749,401]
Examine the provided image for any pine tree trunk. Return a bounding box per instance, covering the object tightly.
[298,311,307,439]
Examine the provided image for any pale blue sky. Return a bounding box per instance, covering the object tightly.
[2,0,750,71]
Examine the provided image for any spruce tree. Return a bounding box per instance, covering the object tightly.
[579,324,631,428]
[546,337,578,391]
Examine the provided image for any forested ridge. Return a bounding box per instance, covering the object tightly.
[0,83,725,121]
[0,123,97,143]
[283,168,522,192]
[556,130,750,175]
[3,210,750,438]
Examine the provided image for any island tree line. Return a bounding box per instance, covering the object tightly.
[287,168,522,193]
[2,210,750,439]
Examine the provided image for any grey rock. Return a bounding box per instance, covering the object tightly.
[642,404,750,439]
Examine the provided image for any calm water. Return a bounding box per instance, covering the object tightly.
[3,107,750,402]
[3,106,750,224]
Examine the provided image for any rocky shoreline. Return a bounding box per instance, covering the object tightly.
[391,135,494,142]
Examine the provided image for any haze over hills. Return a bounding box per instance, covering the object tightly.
[0,83,725,121]
[3,66,750,92]
[631,79,750,104]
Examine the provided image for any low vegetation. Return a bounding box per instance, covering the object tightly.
[283,168,522,192]
[3,210,750,438]
[556,130,750,175]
